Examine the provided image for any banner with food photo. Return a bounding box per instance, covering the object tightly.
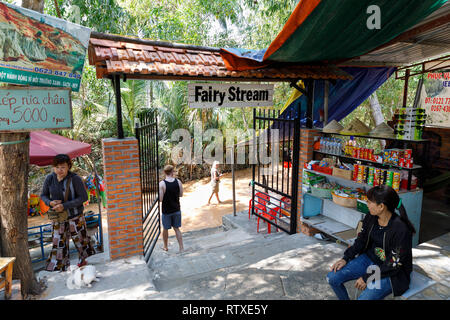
[0,1,91,92]
[420,72,450,128]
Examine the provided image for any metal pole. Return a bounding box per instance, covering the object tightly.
[232,144,236,216]
[402,69,410,107]
[251,108,256,219]
[324,80,329,126]
[290,117,301,234]
[113,74,125,139]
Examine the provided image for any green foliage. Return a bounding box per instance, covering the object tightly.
[44,0,131,34]
[36,0,434,177]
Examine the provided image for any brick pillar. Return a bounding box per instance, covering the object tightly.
[296,129,321,235]
[102,137,143,260]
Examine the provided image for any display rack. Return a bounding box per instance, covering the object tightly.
[301,167,423,247]
[314,130,429,190]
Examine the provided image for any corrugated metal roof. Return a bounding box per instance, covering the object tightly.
[88,33,353,82]
[342,2,450,67]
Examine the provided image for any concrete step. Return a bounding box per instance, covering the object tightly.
[148,228,321,292]
[147,238,347,300]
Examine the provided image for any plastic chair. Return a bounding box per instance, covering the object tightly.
[257,206,278,234]
[248,192,270,219]
[278,196,291,219]
[257,194,280,234]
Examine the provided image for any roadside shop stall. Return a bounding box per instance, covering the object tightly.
[301,100,428,247]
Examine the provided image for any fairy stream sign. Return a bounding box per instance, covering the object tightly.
[188,83,274,108]
[0,2,91,92]
[0,87,73,132]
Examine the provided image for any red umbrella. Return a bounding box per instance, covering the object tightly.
[29,131,91,166]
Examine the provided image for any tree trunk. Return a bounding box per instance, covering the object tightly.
[368,92,386,149]
[0,132,42,298]
[0,0,46,298]
[368,92,385,126]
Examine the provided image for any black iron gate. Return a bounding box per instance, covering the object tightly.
[251,109,300,234]
[135,109,160,262]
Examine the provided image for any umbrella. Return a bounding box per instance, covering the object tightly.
[29,130,91,166]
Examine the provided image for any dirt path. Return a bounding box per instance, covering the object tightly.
[27,168,254,234]
[179,167,253,232]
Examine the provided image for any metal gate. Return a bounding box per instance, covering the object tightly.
[251,109,300,234]
[135,109,160,262]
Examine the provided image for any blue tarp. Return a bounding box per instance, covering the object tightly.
[279,67,396,126]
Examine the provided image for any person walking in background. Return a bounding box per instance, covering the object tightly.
[159,165,184,253]
[41,154,96,271]
[207,160,223,205]
[326,185,414,300]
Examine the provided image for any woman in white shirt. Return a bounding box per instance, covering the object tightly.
[207,161,223,205]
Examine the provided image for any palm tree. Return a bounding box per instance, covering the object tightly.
[120,79,148,135]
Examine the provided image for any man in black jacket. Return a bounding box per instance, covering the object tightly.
[327,186,414,300]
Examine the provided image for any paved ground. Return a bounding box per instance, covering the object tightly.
[3,210,449,300]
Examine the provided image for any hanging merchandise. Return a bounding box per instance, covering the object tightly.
[393,107,427,140]
[85,174,107,208]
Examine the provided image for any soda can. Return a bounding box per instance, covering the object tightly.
[393,172,401,191]
[404,149,412,159]
[406,159,413,168]
[386,171,394,187]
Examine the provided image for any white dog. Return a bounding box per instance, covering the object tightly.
[66,264,99,289]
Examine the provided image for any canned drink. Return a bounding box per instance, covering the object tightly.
[393,172,401,191]
[399,158,405,167]
[404,149,412,159]
[386,171,394,187]
[406,159,413,168]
